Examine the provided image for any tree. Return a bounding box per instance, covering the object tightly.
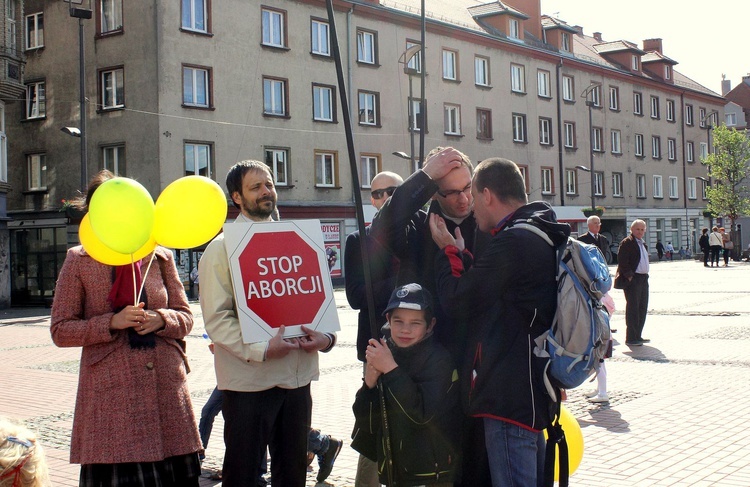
[702,124,750,257]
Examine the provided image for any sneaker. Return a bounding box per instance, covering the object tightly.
[316,438,343,483]
[610,328,617,333]
[589,393,609,403]
[640,338,651,343]
[584,389,599,398]
[625,340,643,346]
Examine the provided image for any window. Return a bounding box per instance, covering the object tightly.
[653,175,663,198]
[650,95,660,119]
[537,70,551,97]
[518,165,530,193]
[182,65,211,108]
[100,0,123,34]
[699,142,708,160]
[631,55,639,70]
[182,0,208,33]
[25,81,45,119]
[510,64,525,93]
[310,19,330,56]
[360,154,380,188]
[263,77,287,116]
[699,108,706,128]
[609,86,619,110]
[561,32,570,52]
[406,41,421,73]
[611,129,621,154]
[541,167,554,195]
[652,136,661,159]
[312,84,335,122]
[726,113,737,126]
[27,153,46,190]
[315,151,337,187]
[565,169,577,195]
[668,138,677,161]
[562,75,574,102]
[666,99,675,122]
[264,147,289,186]
[701,179,708,199]
[100,68,124,109]
[7,1,16,53]
[685,104,694,126]
[591,85,601,107]
[409,98,424,131]
[261,7,286,48]
[102,145,125,176]
[0,103,6,183]
[539,117,552,145]
[612,172,623,197]
[442,49,457,81]
[25,12,42,50]
[635,133,644,157]
[686,141,694,162]
[509,18,520,39]
[184,142,213,178]
[512,113,527,142]
[636,174,646,198]
[665,65,672,80]
[477,108,492,140]
[687,178,697,199]
[475,56,490,86]
[669,176,679,199]
[633,92,643,115]
[564,122,575,148]
[357,29,377,64]
[358,90,379,126]
[444,104,461,135]
[592,127,602,152]
[594,172,604,196]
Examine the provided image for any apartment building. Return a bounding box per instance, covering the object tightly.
[5,0,724,305]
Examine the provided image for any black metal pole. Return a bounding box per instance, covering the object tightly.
[324,2,393,484]
[78,17,88,191]
[588,102,595,210]
[418,0,426,169]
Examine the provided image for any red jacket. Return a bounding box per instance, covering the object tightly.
[51,246,201,465]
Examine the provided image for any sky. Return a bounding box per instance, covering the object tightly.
[541,0,748,96]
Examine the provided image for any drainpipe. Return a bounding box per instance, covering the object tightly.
[347,7,354,120]
[555,58,565,206]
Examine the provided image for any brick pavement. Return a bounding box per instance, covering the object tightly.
[1,259,750,486]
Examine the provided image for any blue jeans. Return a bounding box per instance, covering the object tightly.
[199,387,224,449]
[484,418,546,487]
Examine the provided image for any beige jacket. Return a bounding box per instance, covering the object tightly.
[199,216,320,392]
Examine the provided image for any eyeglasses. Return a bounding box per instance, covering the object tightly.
[437,183,472,199]
[371,186,397,199]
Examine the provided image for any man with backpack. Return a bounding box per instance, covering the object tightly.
[430,158,570,487]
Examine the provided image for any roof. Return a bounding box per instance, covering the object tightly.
[467,1,529,20]
[594,40,646,55]
[724,82,750,110]
[642,51,678,65]
[541,15,578,33]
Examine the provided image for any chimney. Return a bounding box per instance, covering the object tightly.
[721,75,732,96]
[643,38,663,53]
[572,25,583,35]
[593,32,603,42]
[743,74,750,87]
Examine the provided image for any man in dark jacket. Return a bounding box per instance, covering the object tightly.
[615,219,650,346]
[430,158,570,487]
[345,171,402,487]
[579,215,611,263]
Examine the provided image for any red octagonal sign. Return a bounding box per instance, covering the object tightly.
[238,231,325,327]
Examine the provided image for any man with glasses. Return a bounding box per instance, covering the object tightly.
[344,171,403,487]
[369,147,491,486]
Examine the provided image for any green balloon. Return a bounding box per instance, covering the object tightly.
[89,178,155,255]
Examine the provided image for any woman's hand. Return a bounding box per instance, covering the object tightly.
[110,303,146,331]
[138,310,165,335]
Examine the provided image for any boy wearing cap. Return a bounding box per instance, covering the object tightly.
[351,283,461,487]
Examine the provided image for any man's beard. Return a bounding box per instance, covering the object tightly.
[243,195,276,220]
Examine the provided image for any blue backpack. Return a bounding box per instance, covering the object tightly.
[513,223,612,391]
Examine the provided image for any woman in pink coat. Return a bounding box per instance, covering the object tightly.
[51,171,202,487]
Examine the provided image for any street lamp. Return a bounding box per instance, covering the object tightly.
[65,0,92,192]
[398,44,422,173]
[581,83,601,211]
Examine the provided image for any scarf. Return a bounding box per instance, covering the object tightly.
[107,261,155,349]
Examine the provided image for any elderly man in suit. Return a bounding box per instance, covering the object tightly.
[578,215,611,263]
[615,219,650,347]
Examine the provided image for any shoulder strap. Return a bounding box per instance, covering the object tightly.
[511,222,555,247]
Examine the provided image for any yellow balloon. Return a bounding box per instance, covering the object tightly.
[543,404,584,480]
[89,177,155,254]
[79,214,157,266]
[153,176,227,249]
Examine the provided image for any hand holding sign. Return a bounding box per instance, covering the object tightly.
[265,326,300,360]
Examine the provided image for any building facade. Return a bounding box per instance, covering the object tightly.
[6,0,725,305]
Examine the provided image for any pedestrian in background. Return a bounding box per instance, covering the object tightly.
[579,215,611,263]
[50,170,203,486]
[614,219,651,347]
[699,228,710,267]
[708,226,723,267]
[720,227,732,267]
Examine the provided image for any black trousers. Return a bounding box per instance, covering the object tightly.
[222,385,312,487]
[710,245,722,266]
[703,248,710,265]
[624,273,649,343]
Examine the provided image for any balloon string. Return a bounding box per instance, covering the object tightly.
[131,253,137,307]
[137,251,157,305]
